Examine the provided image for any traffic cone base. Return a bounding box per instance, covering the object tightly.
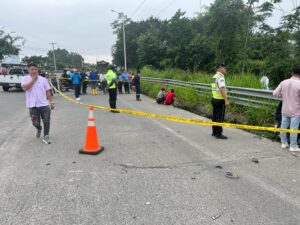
[79,146,104,155]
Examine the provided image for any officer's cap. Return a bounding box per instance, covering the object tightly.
[216,63,227,69]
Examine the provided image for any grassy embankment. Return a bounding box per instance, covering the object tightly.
[141,67,277,139]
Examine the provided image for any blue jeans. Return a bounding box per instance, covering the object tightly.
[280,116,300,148]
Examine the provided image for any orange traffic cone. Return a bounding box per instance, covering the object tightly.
[79,106,104,155]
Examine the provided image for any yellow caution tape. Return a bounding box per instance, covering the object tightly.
[48,80,300,134]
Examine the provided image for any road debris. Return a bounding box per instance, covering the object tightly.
[215,165,223,169]
[225,172,239,179]
[211,214,221,220]
[251,158,259,164]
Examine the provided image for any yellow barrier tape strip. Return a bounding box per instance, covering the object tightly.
[48,80,300,134]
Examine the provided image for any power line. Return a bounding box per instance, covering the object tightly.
[23,46,49,52]
[130,0,147,17]
[156,0,177,17]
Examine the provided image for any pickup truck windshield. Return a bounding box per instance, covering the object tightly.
[9,69,26,75]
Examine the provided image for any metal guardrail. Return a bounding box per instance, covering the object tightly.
[142,77,280,107]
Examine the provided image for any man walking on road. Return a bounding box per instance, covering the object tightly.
[70,70,82,101]
[211,63,229,140]
[273,65,300,152]
[21,63,55,144]
[106,64,119,113]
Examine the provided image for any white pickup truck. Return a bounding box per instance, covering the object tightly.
[0,55,28,92]
[0,65,28,92]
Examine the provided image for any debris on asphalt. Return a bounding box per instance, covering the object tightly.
[46,163,51,166]
[225,172,239,179]
[251,158,259,164]
[253,136,262,140]
[191,177,196,180]
[215,165,223,169]
[146,202,151,205]
[211,214,221,220]
[121,168,128,174]
[72,161,76,164]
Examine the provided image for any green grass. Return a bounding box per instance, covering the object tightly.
[141,81,276,139]
[142,67,263,89]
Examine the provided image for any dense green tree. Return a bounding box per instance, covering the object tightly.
[0,30,24,60]
[47,48,84,70]
[111,0,299,86]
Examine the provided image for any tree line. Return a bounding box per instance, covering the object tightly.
[0,30,85,70]
[23,49,84,70]
[112,0,300,85]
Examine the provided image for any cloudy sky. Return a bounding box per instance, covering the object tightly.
[0,0,297,63]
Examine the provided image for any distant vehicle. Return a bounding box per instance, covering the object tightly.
[0,55,28,92]
[96,60,109,74]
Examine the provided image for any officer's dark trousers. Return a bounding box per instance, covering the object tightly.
[108,88,117,109]
[136,85,141,100]
[211,98,225,136]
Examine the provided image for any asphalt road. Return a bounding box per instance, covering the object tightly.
[1,87,300,225]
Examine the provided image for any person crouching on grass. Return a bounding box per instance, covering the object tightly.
[165,89,176,105]
[21,63,55,144]
[156,86,166,104]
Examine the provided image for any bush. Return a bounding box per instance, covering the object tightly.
[142,67,262,89]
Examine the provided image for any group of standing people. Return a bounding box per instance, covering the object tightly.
[116,70,142,101]
[67,69,108,101]
[210,63,300,152]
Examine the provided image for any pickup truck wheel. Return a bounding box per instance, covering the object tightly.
[3,86,9,92]
[60,84,68,92]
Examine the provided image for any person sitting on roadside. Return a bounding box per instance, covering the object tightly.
[165,89,176,105]
[156,86,166,104]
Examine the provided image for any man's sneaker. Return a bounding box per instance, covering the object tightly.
[289,147,300,152]
[36,129,42,138]
[76,98,81,101]
[215,134,228,140]
[42,135,51,144]
[281,143,289,149]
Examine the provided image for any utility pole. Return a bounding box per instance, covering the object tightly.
[50,42,57,71]
[111,10,127,71]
